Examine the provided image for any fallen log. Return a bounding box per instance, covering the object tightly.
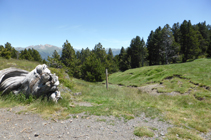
[0,64,61,102]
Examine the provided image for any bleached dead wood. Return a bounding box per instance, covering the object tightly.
[0,64,61,102]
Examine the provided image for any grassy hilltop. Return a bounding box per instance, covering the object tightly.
[0,57,211,139]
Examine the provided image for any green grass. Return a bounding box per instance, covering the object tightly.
[134,126,154,137]
[108,58,211,87]
[0,57,211,139]
[166,127,204,140]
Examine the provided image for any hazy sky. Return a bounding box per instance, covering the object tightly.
[0,0,211,49]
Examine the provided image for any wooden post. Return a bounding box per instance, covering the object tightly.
[106,69,108,89]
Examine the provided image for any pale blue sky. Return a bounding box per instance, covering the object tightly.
[0,0,211,49]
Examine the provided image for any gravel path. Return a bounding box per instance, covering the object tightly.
[0,106,174,140]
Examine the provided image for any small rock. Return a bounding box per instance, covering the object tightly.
[34,134,39,137]
[160,132,165,136]
[42,122,47,125]
[69,104,75,108]
[74,92,82,96]
[176,134,179,137]
[58,135,62,138]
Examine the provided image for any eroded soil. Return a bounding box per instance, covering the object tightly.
[0,106,173,140]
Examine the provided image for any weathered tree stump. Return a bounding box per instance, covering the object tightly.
[0,64,61,102]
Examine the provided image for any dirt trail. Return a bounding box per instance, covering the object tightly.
[0,106,173,140]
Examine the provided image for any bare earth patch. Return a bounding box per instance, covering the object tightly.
[138,84,182,96]
[0,106,174,140]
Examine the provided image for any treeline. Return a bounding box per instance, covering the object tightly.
[0,42,43,62]
[1,20,211,82]
[118,20,211,71]
[48,41,118,82]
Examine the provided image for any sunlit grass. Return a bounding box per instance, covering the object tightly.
[133,126,154,137]
[1,57,211,139]
[166,127,204,140]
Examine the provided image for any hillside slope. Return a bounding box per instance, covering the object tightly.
[109,58,211,87]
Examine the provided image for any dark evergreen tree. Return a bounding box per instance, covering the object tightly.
[81,52,105,82]
[180,20,200,62]
[0,45,3,51]
[80,47,91,64]
[172,22,181,43]
[4,42,12,51]
[1,49,11,59]
[31,48,42,62]
[19,49,33,60]
[60,40,76,75]
[106,48,118,73]
[43,59,47,64]
[107,48,113,61]
[52,50,61,60]
[118,47,131,71]
[11,48,18,59]
[147,31,155,65]
[93,43,107,64]
[48,50,64,68]
[129,36,143,68]
[161,24,178,64]
[147,27,163,65]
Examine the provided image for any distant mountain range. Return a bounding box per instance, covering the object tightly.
[15,44,120,60]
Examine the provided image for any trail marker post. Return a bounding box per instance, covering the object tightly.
[106,69,108,89]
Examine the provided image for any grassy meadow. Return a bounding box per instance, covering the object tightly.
[1,57,211,139]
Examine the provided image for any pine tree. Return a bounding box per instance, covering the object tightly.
[106,48,118,73]
[32,48,42,62]
[48,50,64,68]
[11,48,18,59]
[107,48,113,61]
[172,22,181,43]
[130,36,142,68]
[60,40,76,75]
[4,42,12,51]
[81,53,105,82]
[93,43,107,64]
[118,47,131,71]
[180,20,200,62]
[52,50,61,60]
[147,27,163,65]
[161,24,177,64]
[1,49,11,59]
[0,45,3,51]
[80,47,91,64]
[147,31,155,65]
[195,22,209,57]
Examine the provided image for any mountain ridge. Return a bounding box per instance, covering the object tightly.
[15,44,120,60]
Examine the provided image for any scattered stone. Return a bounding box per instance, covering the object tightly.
[74,92,82,96]
[58,135,62,138]
[34,133,39,137]
[69,104,75,108]
[160,132,165,136]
